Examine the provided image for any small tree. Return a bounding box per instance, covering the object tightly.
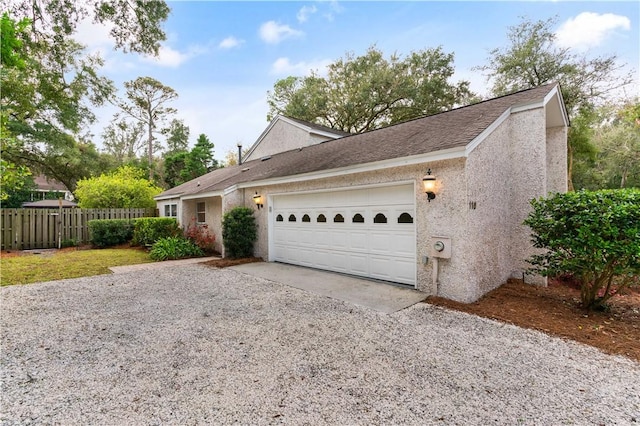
[222,207,257,258]
[524,189,640,310]
[74,166,162,208]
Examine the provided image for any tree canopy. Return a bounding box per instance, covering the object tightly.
[267,46,476,134]
[163,134,218,188]
[116,76,178,180]
[74,166,162,208]
[476,16,635,189]
[0,2,169,190]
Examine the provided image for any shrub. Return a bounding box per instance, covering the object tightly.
[149,236,204,261]
[222,206,257,259]
[60,239,77,248]
[132,217,181,247]
[524,189,640,310]
[184,219,217,254]
[74,165,162,208]
[88,219,135,248]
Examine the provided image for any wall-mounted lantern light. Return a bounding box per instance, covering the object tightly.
[253,192,264,209]
[422,169,436,202]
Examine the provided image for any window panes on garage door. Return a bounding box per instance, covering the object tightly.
[272,184,416,285]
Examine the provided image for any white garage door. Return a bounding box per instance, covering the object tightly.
[271,184,416,285]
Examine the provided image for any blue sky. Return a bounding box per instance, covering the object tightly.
[82,1,640,162]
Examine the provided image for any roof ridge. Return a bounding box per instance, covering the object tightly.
[328,82,559,142]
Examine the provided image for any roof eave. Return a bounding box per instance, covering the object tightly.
[235,147,467,190]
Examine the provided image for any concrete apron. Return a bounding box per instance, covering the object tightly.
[230,262,427,314]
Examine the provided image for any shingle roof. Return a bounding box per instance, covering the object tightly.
[156,83,560,199]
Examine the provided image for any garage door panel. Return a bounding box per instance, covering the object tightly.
[389,232,415,256]
[369,232,392,254]
[298,229,314,246]
[314,249,331,268]
[348,231,368,250]
[298,248,315,266]
[314,229,331,248]
[349,253,368,275]
[328,252,348,273]
[272,185,416,286]
[330,230,348,250]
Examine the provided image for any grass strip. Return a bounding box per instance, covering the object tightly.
[1,248,153,286]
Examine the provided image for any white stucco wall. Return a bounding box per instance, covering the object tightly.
[245,120,334,161]
[181,197,224,254]
[464,109,541,299]
[546,126,568,194]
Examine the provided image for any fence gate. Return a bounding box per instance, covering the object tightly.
[1,208,155,250]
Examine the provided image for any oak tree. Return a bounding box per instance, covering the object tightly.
[267,46,475,133]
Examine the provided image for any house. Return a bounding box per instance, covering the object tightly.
[155,83,568,303]
[31,175,74,201]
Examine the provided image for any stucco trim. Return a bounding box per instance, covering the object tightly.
[155,194,183,201]
[235,147,466,190]
[181,191,223,200]
[465,108,511,156]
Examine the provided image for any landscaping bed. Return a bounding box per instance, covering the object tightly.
[427,279,640,362]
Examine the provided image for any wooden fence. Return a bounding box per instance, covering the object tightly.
[1,208,156,250]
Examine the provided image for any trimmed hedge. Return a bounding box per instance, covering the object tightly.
[132,217,181,247]
[222,207,257,258]
[88,219,135,248]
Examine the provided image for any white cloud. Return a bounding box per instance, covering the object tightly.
[297,5,317,23]
[555,12,631,51]
[75,18,115,50]
[141,44,209,68]
[219,36,244,49]
[270,57,332,77]
[323,0,344,22]
[259,21,304,44]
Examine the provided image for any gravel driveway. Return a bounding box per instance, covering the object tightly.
[1,265,639,425]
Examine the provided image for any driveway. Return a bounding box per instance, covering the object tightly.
[1,265,639,425]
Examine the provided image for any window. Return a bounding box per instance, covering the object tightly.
[333,214,344,223]
[373,213,387,223]
[164,204,177,217]
[317,214,327,223]
[288,214,297,222]
[352,213,364,223]
[196,202,206,223]
[276,214,284,222]
[302,214,311,222]
[397,212,413,223]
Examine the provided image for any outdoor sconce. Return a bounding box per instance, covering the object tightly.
[253,192,264,209]
[422,169,436,202]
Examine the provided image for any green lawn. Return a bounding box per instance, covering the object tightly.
[0,248,153,286]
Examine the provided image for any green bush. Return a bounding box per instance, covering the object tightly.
[88,219,135,248]
[524,189,640,310]
[132,217,181,247]
[60,239,77,248]
[222,206,257,259]
[74,165,162,208]
[149,237,204,261]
